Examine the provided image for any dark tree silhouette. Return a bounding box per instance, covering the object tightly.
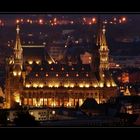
[14,110,39,127]
[12,102,23,110]
[0,109,9,126]
[75,101,80,110]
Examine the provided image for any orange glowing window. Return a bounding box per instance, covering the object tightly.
[61,67,64,71]
[46,73,48,77]
[66,73,69,77]
[86,73,89,77]
[56,74,59,77]
[51,67,54,70]
[16,19,20,24]
[35,74,39,77]
[92,18,96,22]
[40,68,43,71]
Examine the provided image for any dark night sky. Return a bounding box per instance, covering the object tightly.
[0,14,140,20]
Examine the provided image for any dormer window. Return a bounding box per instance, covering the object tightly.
[28,60,33,65]
[76,73,79,77]
[13,71,17,76]
[66,73,69,77]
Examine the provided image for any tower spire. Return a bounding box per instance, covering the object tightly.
[97,19,109,70]
[14,25,23,60]
[100,25,107,46]
[96,16,107,47]
[16,24,20,34]
[13,25,23,73]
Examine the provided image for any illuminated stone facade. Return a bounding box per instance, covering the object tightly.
[5,24,117,109]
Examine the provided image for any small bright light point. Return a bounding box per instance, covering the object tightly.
[39,19,43,24]
[119,19,122,23]
[113,17,117,21]
[92,18,96,23]
[16,19,20,24]
[122,17,126,22]
[71,21,74,24]
[54,18,57,22]
[52,110,55,114]
[83,18,86,21]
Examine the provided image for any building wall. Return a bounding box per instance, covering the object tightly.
[19,87,117,107]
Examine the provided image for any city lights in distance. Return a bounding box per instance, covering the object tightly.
[122,17,126,22]
[92,18,96,22]
[16,19,20,24]
[39,19,43,24]
[12,16,128,26]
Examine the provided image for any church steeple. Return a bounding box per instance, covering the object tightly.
[99,24,109,70]
[14,25,23,60]
[100,25,107,46]
[13,25,23,76]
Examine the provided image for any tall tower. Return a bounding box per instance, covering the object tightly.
[5,25,23,108]
[13,25,23,73]
[96,18,116,88]
[98,25,109,70]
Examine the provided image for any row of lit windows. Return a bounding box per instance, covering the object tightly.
[34,73,89,77]
[13,71,21,76]
[28,60,41,65]
[25,82,116,88]
[34,67,88,71]
[27,60,54,65]
[27,79,93,84]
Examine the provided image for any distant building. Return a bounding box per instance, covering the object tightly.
[47,42,65,61]
[122,72,129,83]
[80,52,92,64]
[117,70,140,84]
[109,96,140,115]
[4,22,117,109]
[112,56,140,68]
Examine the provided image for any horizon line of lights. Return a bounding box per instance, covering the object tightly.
[13,16,128,26]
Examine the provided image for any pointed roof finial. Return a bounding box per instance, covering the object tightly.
[100,23,107,47]
[16,25,20,34]
[14,24,22,51]
[102,24,106,34]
